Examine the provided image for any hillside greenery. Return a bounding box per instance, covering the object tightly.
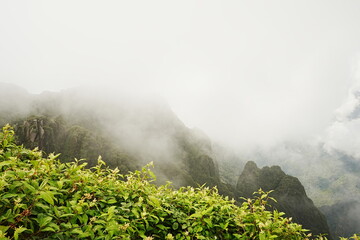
[0,125,358,240]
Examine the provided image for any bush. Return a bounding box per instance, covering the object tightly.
[0,124,356,239]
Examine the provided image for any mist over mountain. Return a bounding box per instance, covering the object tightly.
[217,82,360,238]
[5,82,360,238]
[2,1,360,238]
[0,83,233,193]
[2,1,360,151]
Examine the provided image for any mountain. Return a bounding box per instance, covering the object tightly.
[219,142,360,239]
[236,161,332,238]
[0,83,336,237]
[0,84,233,195]
[12,115,139,174]
[0,125,336,240]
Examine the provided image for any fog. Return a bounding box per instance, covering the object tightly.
[1,1,360,151]
[2,2,360,236]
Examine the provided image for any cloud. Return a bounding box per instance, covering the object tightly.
[323,59,360,158]
[1,1,360,149]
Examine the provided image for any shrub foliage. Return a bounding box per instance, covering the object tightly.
[0,125,358,240]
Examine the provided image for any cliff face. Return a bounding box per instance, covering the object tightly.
[2,86,229,195]
[14,115,232,194]
[236,161,332,239]
[13,115,139,174]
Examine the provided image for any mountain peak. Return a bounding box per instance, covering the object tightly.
[236,161,331,238]
[243,160,258,171]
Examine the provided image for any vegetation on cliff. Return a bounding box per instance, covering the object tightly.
[236,161,331,237]
[2,125,356,239]
[3,85,358,238]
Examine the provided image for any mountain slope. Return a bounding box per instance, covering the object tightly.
[0,83,338,237]
[0,84,232,196]
[0,124,336,240]
[236,161,332,239]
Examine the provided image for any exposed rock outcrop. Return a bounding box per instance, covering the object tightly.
[4,86,231,196]
[236,161,332,239]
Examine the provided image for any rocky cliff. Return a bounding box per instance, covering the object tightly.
[13,115,139,174]
[236,161,332,239]
[0,84,231,196]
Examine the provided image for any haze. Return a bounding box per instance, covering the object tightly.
[1,1,360,149]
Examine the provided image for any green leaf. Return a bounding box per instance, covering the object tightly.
[39,180,48,189]
[138,231,146,238]
[60,213,75,218]
[131,208,139,218]
[189,212,202,219]
[0,161,14,168]
[0,226,9,233]
[78,232,91,238]
[71,228,84,235]
[94,220,107,225]
[204,218,213,227]
[78,214,88,224]
[14,227,28,240]
[2,193,18,199]
[259,232,266,240]
[41,227,56,232]
[107,206,116,216]
[156,224,168,230]
[194,225,203,233]
[57,180,64,189]
[148,196,160,207]
[172,222,179,230]
[195,235,206,240]
[23,182,36,193]
[35,202,50,211]
[93,224,104,232]
[48,223,60,231]
[165,233,174,240]
[148,170,156,181]
[107,198,117,204]
[3,209,12,219]
[39,191,54,205]
[39,216,53,228]
[2,139,8,148]
[202,206,213,215]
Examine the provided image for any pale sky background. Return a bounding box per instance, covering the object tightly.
[1,1,360,149]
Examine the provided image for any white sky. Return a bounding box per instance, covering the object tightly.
[1,1,360,149]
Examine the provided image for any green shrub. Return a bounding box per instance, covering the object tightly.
[0,124,357,239]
